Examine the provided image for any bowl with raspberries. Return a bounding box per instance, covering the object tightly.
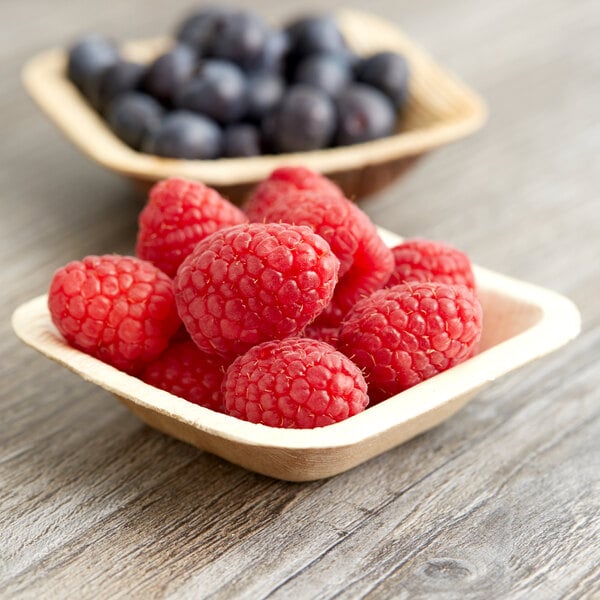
[22,8,486,201]
[12,167,580,481]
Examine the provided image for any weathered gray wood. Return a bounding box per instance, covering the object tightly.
[1,0,599,598]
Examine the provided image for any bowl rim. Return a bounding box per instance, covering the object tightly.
[11,228,581,454]
[21,8,487,186]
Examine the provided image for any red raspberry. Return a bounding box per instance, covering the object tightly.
[339,282,483,403]
[316,212,395,325]
[303,323,341,347]
[387,239,476,292]
[136,177,247,278]
[247,188,359,276]
[246,166,394,325]
[48,255,180,375]
[249,166,344,202]
[174,223,340,359]
[140,340,228,412]
[222,337,369,428]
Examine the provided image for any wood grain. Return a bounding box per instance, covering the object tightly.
[1,0,599,598]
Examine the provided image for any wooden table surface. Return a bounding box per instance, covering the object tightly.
[2,0,599,598]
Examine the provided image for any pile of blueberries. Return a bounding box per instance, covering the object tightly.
[67,7,410,159]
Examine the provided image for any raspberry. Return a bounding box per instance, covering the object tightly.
[316,211,395,325]
[48,255,180,375]
[140,339,228,412]
[246,166,394,325]
[247,188,359,276]
[222,337,369,428]
[174,222,340,358]
[248,166,344,200]
[339,282,483,403]
[136,177,247,278]
[303,323,340,347]
[387,239,476,292]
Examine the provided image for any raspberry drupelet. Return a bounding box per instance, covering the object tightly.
[136,177,247,278]
[174,222,340,359]
[339,281,483,403]
[222,337,369,428]
[48,255,180,374]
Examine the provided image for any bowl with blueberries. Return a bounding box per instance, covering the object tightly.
[22,7,486,201]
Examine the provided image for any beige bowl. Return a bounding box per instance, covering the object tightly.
[12,228,580,481]
[22,9,486,202]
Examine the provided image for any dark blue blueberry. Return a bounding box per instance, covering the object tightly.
[106,92,164,150]
[245,71,284,122]
[270,84,336,153]
[177,59,247,124]
[344,48,361,73]
[356,51,410,109]
[335,84,397,146]
[251,30,290,73]
[67,34,119,98]
[143,110,222,159]
[90,60,146,113]
[208,11,268,70]
[294,53,351,98]
[285,15,347,72]
[260,112,279,154]
[176,6,232,57]
[142,45,196,106]
[222,124,261,157]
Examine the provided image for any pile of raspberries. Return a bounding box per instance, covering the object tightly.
[48,167,482,428]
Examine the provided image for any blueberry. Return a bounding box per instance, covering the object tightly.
[142,45,196,106]
[270,84,336,153]
[90,60,146,113]
[344,48,361,73]
[209,11,268,70]
[176,6,231,57]
[285,15,347,71]
[294,53,351,98]
[335,84,397,146]
[356,51,410,109]
[222,124,261,157]
[106,92,164,150]
[177,60,247,124]
[251,30,290,73]
[143,110,222,159]
[245,71,284,122]
[260,112,279,154]
[67,34,119,98]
